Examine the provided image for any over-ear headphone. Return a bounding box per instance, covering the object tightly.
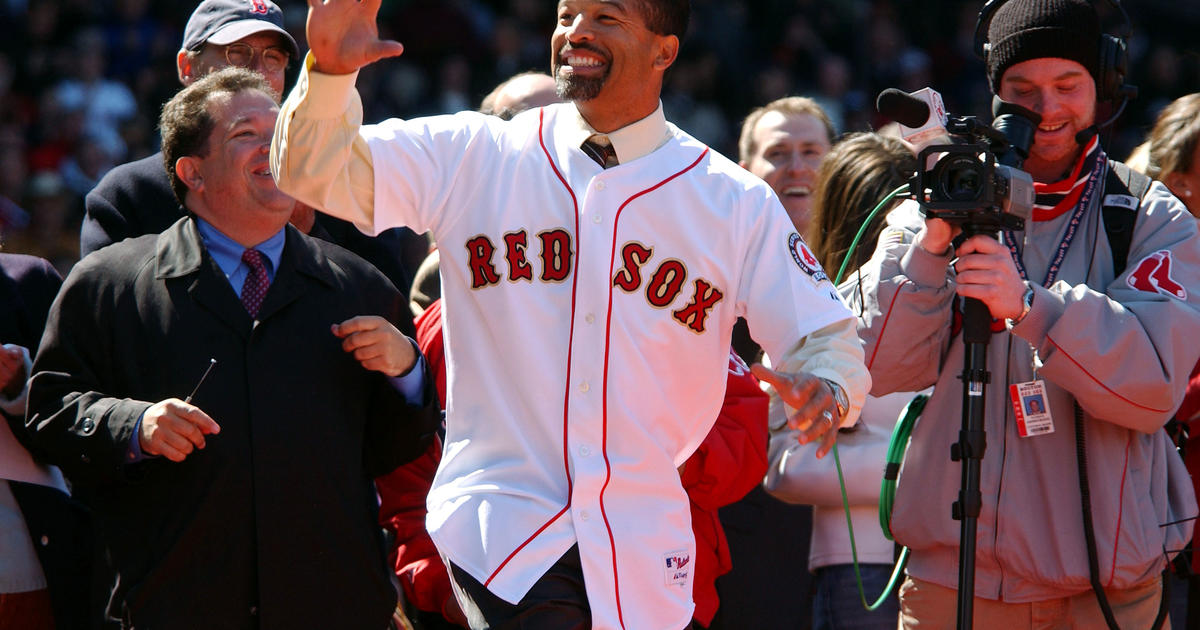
[973,0,1137,104]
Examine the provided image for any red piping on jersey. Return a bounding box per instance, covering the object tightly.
[484,109,580,587]
[598,147,709,629]
[867,279,911,371]
[1044,336,1172,413]
[1107,434,1132,587]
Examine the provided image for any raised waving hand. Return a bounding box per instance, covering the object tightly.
[306,0,405,75]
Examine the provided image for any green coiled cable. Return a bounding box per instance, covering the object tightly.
[825,184,922,610]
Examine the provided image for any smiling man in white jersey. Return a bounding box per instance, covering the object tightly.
[271,0,870,628]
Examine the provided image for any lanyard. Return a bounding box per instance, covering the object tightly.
[1003,154,1107,287]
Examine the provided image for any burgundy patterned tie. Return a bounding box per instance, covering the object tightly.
[240,249,269,318]
[581,134,619,168]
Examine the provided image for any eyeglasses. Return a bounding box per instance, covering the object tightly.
[220,42,291,73]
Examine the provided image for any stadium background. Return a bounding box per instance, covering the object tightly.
[0,0,1195,273]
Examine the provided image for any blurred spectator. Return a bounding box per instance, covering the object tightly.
[0,124,29,209]
[765,132,917,630]
[8,171,77,275]
[478,70,557,120]
[805,132,916,273]
[59,131,115,200]
[1129,92,1200,626]
[812,53,853,134]
[738,96,835,235]
[52,28,137,159]
[101,0,175,86]
[0,252,89,630]
[1138,93,1200,217]
[711,95,837,630]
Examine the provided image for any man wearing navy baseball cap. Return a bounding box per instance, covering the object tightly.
[81,0,298,261]
[80,0,420,306]
[178,0,299,96]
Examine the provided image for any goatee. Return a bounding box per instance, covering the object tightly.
[555,70,605,102]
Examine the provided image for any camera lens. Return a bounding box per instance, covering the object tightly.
[932,154,984,202]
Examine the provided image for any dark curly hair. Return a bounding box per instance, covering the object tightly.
[159,67,277,206]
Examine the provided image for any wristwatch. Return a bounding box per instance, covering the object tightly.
[1007,282,1035,328]
[818,378,849,424]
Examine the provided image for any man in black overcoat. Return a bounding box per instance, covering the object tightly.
[23,68,437,630]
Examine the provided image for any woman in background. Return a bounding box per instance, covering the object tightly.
[1134,93,1200,218]
[1129,93,1200,625]
[765,132,917,630]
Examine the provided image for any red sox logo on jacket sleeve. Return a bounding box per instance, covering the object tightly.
[789,233,829,285]
[463,230,725,333]
[1127,250,1187,300]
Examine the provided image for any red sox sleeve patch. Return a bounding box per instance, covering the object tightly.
[788,233,830,285]
[1127,250,1187,300]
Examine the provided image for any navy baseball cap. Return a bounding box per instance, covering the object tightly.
[181,0,299,58]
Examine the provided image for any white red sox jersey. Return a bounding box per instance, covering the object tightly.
[273,60,869,630]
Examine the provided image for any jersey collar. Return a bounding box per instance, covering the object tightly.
[567,101,671,165]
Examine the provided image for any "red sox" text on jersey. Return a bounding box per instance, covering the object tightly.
[465,230,725,334]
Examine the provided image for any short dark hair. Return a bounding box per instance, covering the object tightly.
[739,96,835,163]
[160,66,276,205]
[635,0,690,39]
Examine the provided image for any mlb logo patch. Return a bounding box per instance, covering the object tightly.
[663,550,691,587]
[788,233,829,285]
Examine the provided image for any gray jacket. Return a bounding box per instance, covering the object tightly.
[853,169,1200,602]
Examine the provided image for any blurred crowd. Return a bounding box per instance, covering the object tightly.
[0,0,1196,273]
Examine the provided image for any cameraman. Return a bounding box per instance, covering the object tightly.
[856,0,1200,627]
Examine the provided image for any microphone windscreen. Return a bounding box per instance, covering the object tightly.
[876,89,931,128]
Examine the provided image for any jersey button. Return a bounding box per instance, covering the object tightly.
[585,313,595,324]
[579,381,590,393]
[579,445,591,456]
[592,214,602,224]
[596,181,606,190]
[580,510,591,521]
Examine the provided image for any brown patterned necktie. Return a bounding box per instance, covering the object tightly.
[581,134,619,168]
[240,249,269,318]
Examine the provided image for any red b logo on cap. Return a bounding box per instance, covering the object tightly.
[249,0,269,14]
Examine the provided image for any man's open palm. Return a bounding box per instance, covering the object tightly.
[306,0,404,75]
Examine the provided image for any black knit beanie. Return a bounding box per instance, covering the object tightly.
[986,0,1100,92]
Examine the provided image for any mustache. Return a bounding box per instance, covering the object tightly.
[556,42,607,64]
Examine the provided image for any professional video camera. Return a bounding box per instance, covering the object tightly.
[876,88,1042,232]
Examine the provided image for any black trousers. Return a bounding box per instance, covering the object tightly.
[448,544,697,630]
[448,545,591,630]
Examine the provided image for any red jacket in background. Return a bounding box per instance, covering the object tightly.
[377,299,769,626]
[684,351,770,626]
[1177,360,1200,573]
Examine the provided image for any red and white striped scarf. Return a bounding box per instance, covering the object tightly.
[1031,135,1103,222]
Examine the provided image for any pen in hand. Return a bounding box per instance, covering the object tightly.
[184,358,217,404]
